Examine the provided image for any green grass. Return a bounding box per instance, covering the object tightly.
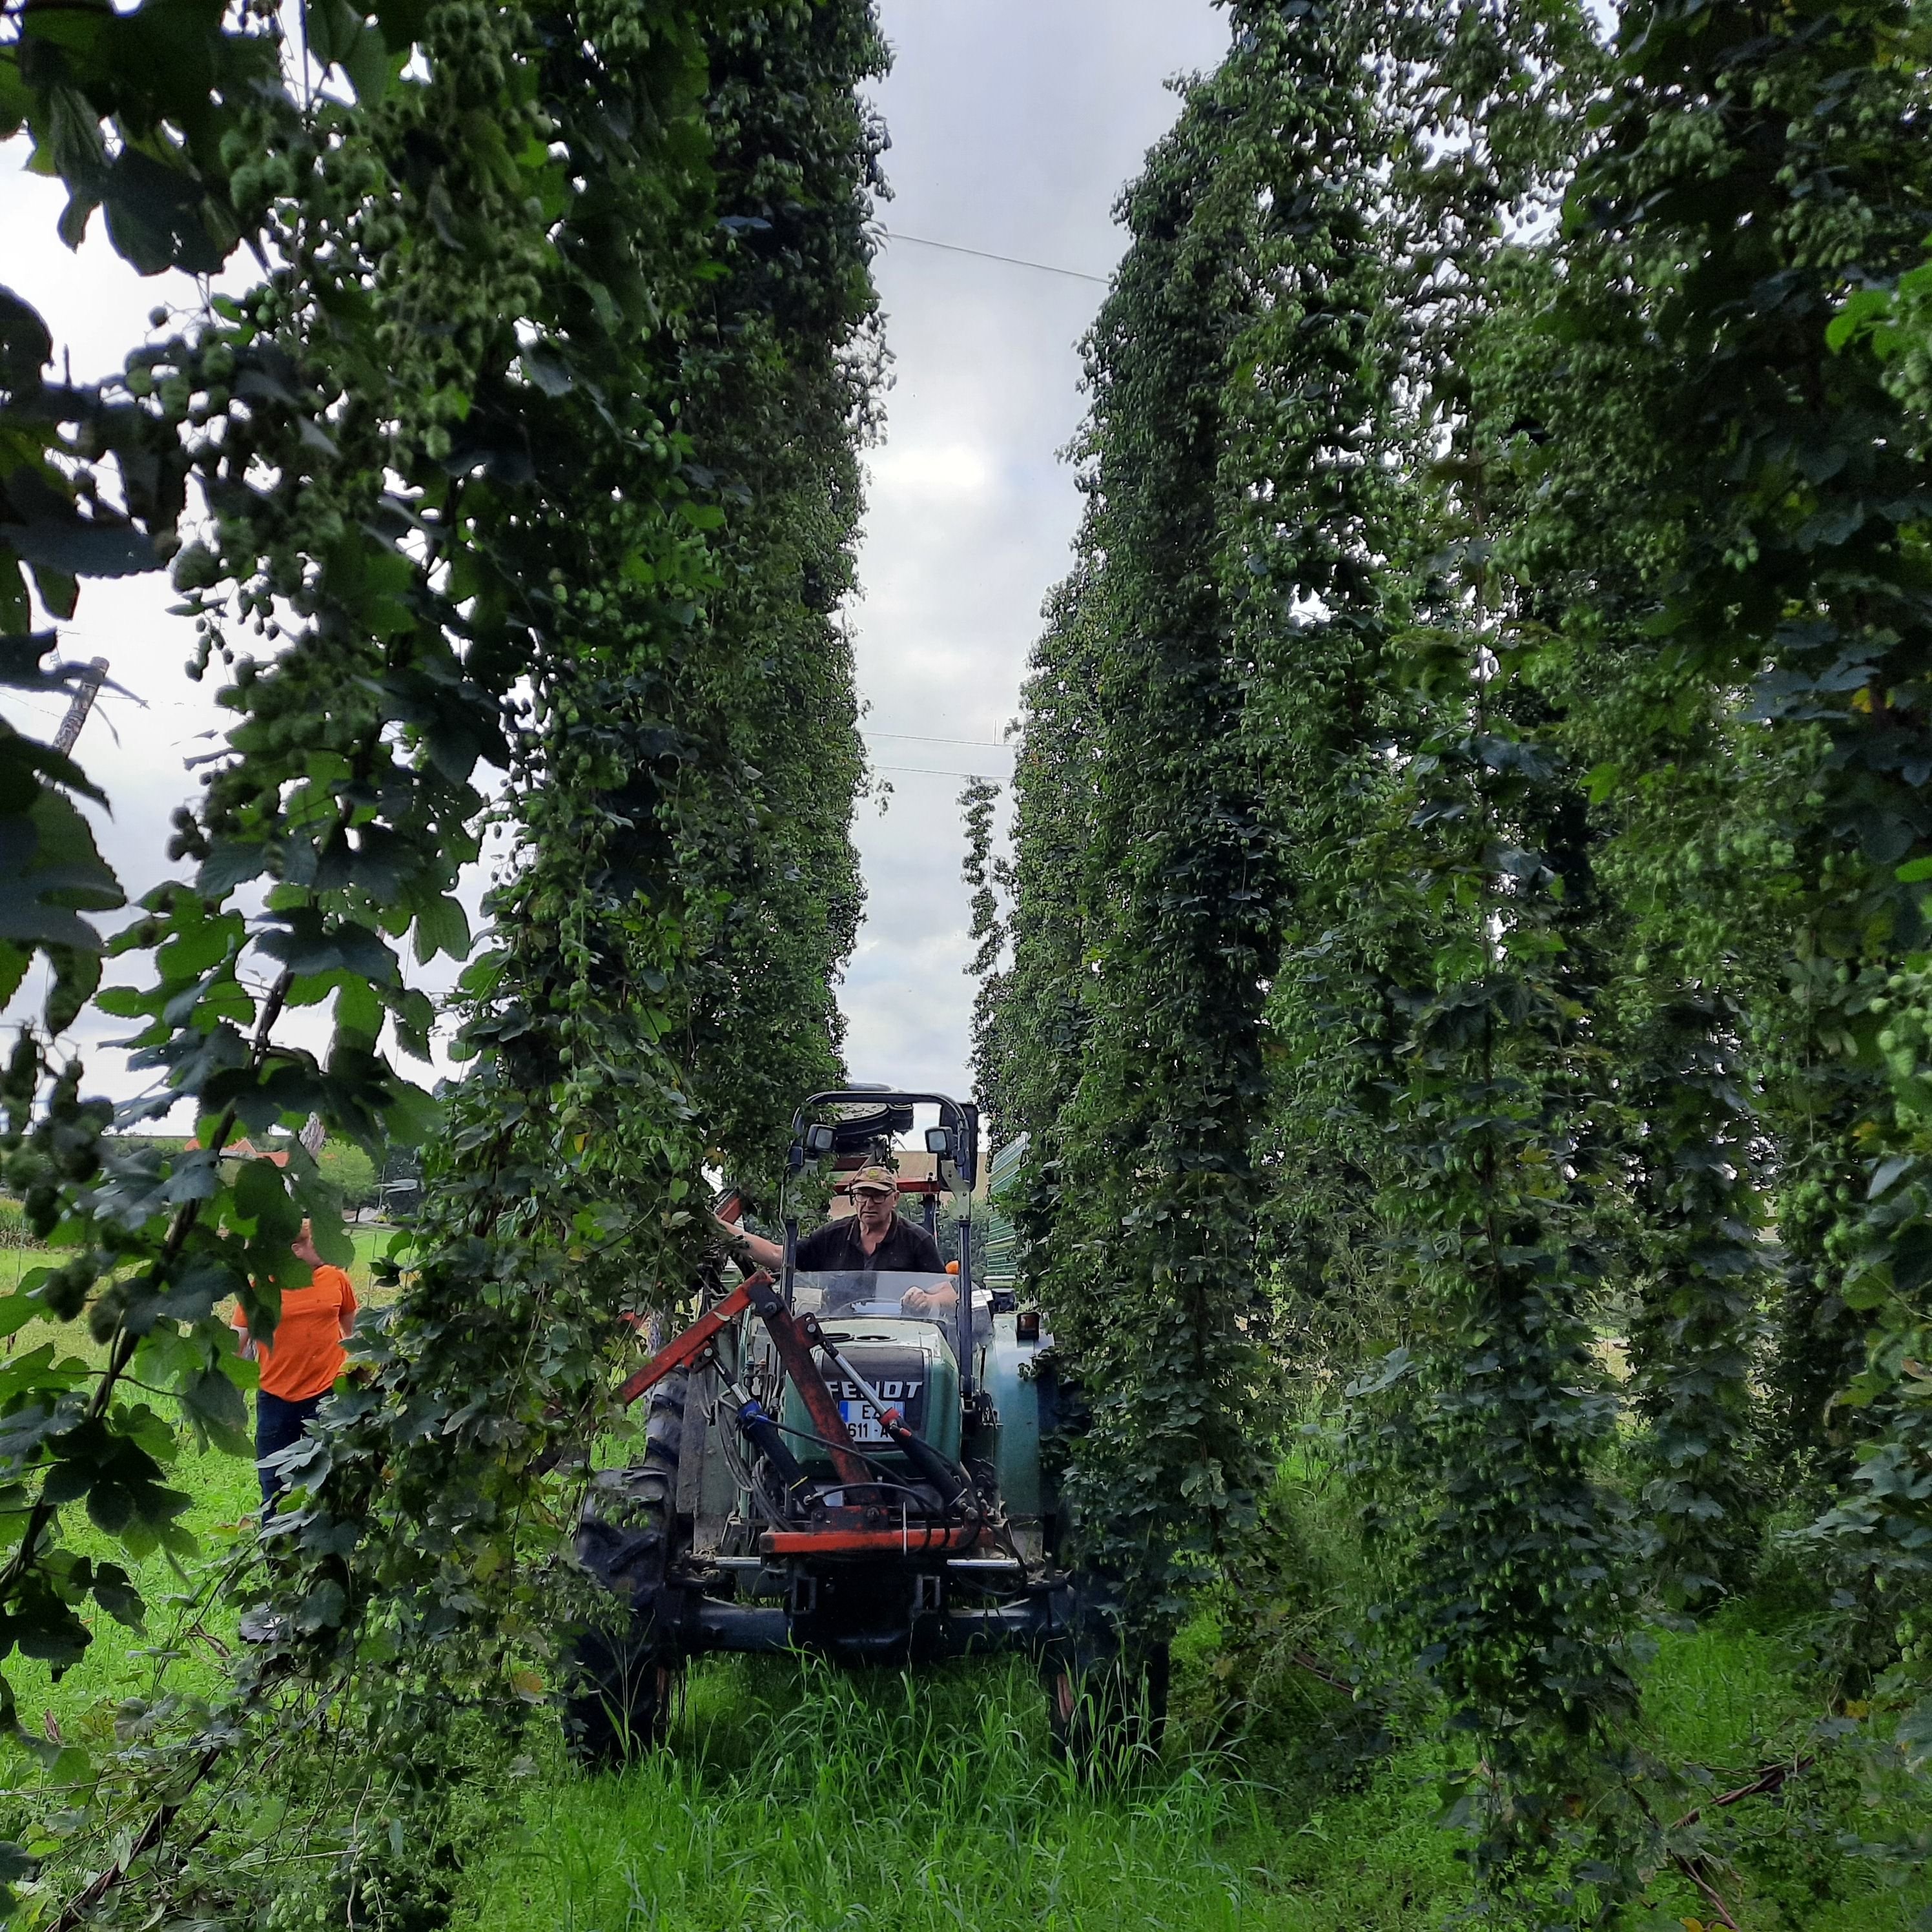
[456,1656,1468,1932]
[1629,1599,1932,1932]
[6,1449,259,1734]
[1644,1617,1820,1767]
[0,1223,399,1304]
[0,1223,405,1384]
[18,1572,1926,1932]
[0,1224,404,1758]
[447,1599,1932,1932]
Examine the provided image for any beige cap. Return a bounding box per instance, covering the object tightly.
[847,1164,898,1196]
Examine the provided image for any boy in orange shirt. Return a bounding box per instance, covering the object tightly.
[232,1221,358,1506]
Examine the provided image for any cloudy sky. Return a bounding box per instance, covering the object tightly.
[0,0,1227,1120]
[835,0,1229,1100]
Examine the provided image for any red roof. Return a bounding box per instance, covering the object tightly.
[183,1136,289,1166]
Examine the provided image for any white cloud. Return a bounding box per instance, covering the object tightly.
[865,441,994,501]
[0,0,1231,1131]
[844,0,1229,1107]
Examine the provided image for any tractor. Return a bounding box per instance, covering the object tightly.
[564,1088,1167,1767]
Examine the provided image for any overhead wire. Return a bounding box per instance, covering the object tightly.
[849,229,1097,786]
[870,763,1004,781]
[863,729,1014,751]
[850,229,1089,782]
[876,228,1109,287]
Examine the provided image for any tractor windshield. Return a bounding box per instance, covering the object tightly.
[792,1269,985,1332]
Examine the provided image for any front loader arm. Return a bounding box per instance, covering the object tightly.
[615,1271,870,1488]
[615,1275,761,1406]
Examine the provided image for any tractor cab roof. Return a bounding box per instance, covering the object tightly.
[789,1089,980,1193]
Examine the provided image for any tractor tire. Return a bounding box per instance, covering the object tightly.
[1045,1576,1169,1771]
[564,1372,688,1769]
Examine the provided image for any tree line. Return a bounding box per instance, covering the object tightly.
[976,0,1932,1907]
[0,0,880,1917]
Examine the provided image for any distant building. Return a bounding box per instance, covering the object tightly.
[182,1136,289,1167]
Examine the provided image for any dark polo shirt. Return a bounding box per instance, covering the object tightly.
[795,1213,944,1275]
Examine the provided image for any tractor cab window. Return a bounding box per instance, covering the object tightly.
[792,1269,989,1335]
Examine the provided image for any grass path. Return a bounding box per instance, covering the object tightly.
[15,1566,1923,1932]
[455,1604,1932,1932]
[6,1500,1931,1931]
[458,1656,1467,1932]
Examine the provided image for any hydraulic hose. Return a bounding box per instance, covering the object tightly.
[732,1396,810,1501]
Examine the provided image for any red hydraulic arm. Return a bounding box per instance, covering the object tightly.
[615,1270,870,1488]
[615,1274,761,1407]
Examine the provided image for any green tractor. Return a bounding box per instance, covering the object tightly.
[566,1088,1167,1767]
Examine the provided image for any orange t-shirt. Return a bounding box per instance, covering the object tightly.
[232,1265,358,1402]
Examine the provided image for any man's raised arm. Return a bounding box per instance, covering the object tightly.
[714,1214,784,1272]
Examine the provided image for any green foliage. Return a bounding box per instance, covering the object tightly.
[1496,0,1932,1745]
[314,1142,377,1213]
[8,0,1932,1917]
[0,0,881,1915]
[1526,0,1932,1514]
[959,776,1005,1131]
[1616,992,1769,1607]
[987,0,1639,1895]
[980,0,1932,1911]
[18,1420,1932,1931]
[994,54,1277,1627]
[456,1516,1932,1932]
[672,4,879,1206]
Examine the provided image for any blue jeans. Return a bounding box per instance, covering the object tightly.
[255,1391,324,1506]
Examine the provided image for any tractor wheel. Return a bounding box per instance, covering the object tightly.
[564,1372,688,1769]
[1045,1576,1169,1771]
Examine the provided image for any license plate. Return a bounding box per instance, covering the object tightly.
[839,1400,889,1444]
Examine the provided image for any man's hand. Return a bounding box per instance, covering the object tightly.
[715,1213,781,1272]
[899,1286,958,1317]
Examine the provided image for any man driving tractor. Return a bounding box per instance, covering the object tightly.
[714,1162,957,1315]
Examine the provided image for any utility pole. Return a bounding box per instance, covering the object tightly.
[51,658,108,755]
